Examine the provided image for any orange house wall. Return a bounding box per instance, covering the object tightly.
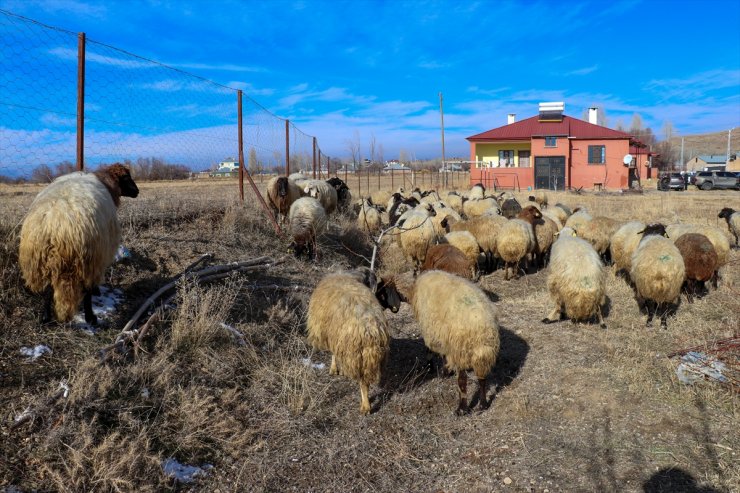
[469,138,634,190]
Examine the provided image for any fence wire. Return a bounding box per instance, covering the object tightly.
[0,10,328,182]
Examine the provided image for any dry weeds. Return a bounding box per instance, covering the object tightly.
[1,179,738,492]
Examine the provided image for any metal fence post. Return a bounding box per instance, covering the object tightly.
[237,90,244,203]
[76,32,85,171]
[285,119,290,176]
[312,137,317,179]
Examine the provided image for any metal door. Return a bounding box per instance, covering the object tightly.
[534,156,565,190]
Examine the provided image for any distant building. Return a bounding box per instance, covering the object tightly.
[686,154,728,172]
[466,103,649,190]
[383,160,411,172]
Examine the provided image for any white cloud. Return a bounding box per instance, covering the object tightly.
[40,113,76,127]
[566,65,598,76]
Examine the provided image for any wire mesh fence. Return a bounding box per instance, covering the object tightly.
[0,10,331,190]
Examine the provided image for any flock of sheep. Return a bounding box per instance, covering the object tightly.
[266,173,739,415]
[15,165,739,417]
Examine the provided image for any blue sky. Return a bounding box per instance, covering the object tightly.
[1,0,739,174]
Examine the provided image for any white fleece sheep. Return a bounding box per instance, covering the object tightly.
[630,224,685,328]
[266,176,303,224]
[381,270,500,415]
[542,227,606,328]
[463,197,500,218]
[445,192,465,215]
[610,221,646,275]
[303,179,338,215]
[718,208,739,246]
[357,198,382,233]
[307,271,390,415]
[289,197,328,260]
[564,209,592,234]
[19,164,139,324]
[469,183,486,199]
[444,230,481,268]
[450,214,508,273]
[495,206,541,280]
[397,203,438,271]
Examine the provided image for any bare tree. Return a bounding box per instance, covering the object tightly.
[345,130,361,171]
[368,132,377,167]
[248,147,259,176]
[630,113,643,132]
[377,143,385,170]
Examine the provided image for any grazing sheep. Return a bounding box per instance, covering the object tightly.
[578,216,622,264]
[610,221,646,276]
[289,172,309,189]
[357,198,382,233]
[445,191,465,215]
[19,164,139,324]
[666,223,730,288]
[564,209,592,234]
[421,244,477,280]
[266,176,303,224]
[463,197,500,218]
[289,197,328,260]
[469,183,486,199]
[376,271,500,415]
[388,195,420,226]
[718,207,739,246]
[443,231,481,269]
[524,197,541,211]
[397,203,438,272]
[549,203,572,225]
[534,190,548,209]
[496,206,541,280]
[630,224,685,328]
[420,190,441,204]
[542,209,564,231]
[303,179,338,215]
[499,196,522,219]
[532,214,559,268]
[307,272,390,415]
[326,177,352,212]
[674,233,718,303]
[429,201,462,238]
[451,214,508,273]
[542,227,606,328]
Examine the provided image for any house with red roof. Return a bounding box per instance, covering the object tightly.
[466,103,652,191]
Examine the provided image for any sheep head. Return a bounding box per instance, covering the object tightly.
[639,223,669,238]
[94,163,139,206]
[718,207,735,219]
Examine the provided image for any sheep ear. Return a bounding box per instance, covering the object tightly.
[637,229,646,234]
[663,233,669,238]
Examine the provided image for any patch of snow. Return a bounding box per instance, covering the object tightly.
[72,285,124,334]
[114,244,131,262]
[20,345,51,361]
[162,457,212,483]
[300,357,326,371]
[676,351,729,385]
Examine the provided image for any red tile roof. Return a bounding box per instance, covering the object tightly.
[467,114,634,142]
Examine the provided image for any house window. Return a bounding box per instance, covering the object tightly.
[518,150,531,167]
[588,145,606,164]
[499,150,515,167]
[545,136,557,147]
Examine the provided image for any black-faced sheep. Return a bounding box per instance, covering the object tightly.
[630,224,685,328]
[499,196,522,219]
[326,177,352,212]
[674,233,718,303]
[376,270,500,415]
[19,164,139,325]
[421,244,477,280]
[388,195,420,226]
[496,206,542,280]
[307,272,390,415]
[266,176,303,224]
[542,227,607,328]
[718,207,739,246]
[289,197,327,260]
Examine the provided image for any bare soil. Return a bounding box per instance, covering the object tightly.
[0,179,738,492]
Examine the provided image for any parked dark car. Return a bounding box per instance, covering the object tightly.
[693,171,740,190]
[657,172,686,191]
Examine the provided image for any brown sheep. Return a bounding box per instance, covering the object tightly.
[674,233,718,303]
[421,244,477,280]
[267,176,302,224]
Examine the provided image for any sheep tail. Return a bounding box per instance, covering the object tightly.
[52,274,83,322]
[472,345,498,380]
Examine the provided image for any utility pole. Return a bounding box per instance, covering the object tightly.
[680,137,684,171]
[727,129,732,164]
[439,92,447,188]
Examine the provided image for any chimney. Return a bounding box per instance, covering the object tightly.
[507,113,516,125]
[588,107,598,125]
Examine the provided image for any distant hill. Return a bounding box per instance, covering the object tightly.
[668,127,740,160]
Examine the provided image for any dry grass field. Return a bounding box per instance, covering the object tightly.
[1,177,738,492]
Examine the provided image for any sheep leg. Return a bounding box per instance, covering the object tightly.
[476,377,488,410]
[41,286,53,324]
[597,306,607,330]
[359,382,371,415]
[455,370,469,416]
[685,280,695,304]
[645,300,655,327]
[83,289,97,326]
[329,354,338,375]
[659,303,669,329]
[542,303,562,324]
